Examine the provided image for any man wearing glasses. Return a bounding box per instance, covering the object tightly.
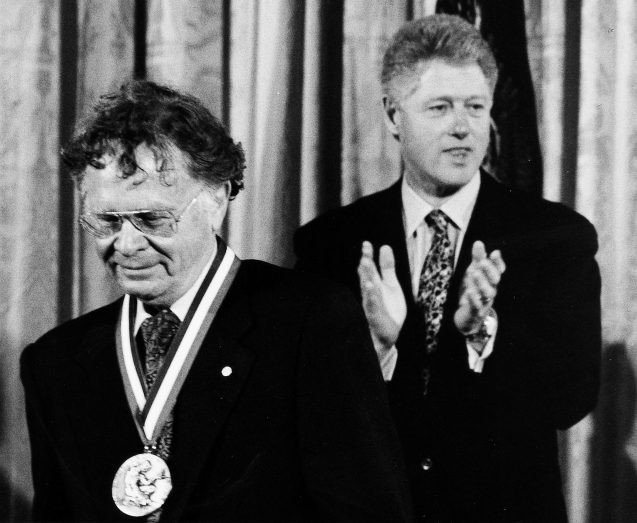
[21,80,411,522]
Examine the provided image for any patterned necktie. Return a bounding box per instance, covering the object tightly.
[140,309,180,523]
[416,210,455,355]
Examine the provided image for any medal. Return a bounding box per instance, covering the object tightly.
[112,240,241,516]
[112,452,172,516]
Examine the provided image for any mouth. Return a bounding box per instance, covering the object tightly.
[443,147,473,162]
[114,263,158,277]
[443,146,472,154]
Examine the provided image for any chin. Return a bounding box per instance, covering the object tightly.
[115,277,165,303]
[439,166,478,187]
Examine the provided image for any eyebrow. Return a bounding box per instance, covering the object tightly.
[88,202,176,213]
[424,95,490,104]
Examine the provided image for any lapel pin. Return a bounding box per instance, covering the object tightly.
[221,366,232,377]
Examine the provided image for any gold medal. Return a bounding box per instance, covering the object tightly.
[112,453,172,517]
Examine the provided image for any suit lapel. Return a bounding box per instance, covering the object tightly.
[162,272,255,520]
[71,302,142,520]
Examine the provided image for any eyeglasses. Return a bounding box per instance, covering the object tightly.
[79,192,201,238]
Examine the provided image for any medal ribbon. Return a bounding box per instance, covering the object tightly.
[116,239,241,445]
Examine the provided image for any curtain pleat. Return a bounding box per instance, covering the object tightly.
[75,0,136,314]
[341,0,407,203]
[0,2,60,519]
[226,0,305,266]
[146,0,224,117]
[577,0,637,521]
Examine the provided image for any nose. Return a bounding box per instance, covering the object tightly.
[450,109,470,139]
[113,219,148,255]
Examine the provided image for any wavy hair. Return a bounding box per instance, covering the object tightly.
[62,80,245,198]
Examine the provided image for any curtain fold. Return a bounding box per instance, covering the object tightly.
[0,2,60,519]
[75,0,137,314]
[226,0,306,267]
[341,0,407,202]
[577,0,637,521]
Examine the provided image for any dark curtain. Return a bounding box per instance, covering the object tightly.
[436,0,544,194]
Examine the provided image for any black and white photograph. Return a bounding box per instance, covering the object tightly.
[0,1,635,521]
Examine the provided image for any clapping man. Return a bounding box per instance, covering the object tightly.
[295,15,601,522]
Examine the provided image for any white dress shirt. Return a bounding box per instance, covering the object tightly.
[379,173,497,379]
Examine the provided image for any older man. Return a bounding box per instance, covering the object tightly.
[295,15,601,522]
[21,80,411,522]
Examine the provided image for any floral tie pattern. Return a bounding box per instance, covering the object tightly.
[416,210,455,394]
[140,308,180,522]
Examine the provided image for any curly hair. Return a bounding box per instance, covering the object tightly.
[381,14,497,101]
[61,80,245,198]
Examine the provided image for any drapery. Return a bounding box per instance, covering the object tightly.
[1,1,636,521]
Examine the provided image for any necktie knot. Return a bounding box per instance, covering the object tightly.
[141,309,181,354]
[425,209,449,233]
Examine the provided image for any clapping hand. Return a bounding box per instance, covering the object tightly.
[357,241,407,353]
[454,241,506,335]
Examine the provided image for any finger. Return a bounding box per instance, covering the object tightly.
[489,249,506,274]
[358,250,381,293]
[457,290,471,309]
[475,258,502,286]
[471,240,487,264]
[378,245,398,284]
[470,271,496,303]
[362,285,382,312]
[465,287,485,312]
[361,240,374,260]
[357,262,375,294]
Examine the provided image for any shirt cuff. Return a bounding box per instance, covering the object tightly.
[466,315,497,373]
[377,345,398,381]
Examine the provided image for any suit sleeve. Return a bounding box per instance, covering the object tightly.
[497,219,601,429]
[296,284,412,522]
[21,345,69,522]
[535,221,601,428]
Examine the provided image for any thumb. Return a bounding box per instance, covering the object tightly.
[378,245,398,284]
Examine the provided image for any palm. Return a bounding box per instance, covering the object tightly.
[358,243,407,349]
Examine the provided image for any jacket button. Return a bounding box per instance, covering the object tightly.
[420,458,433,471]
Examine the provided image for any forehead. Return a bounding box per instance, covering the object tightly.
[404,59,492,102]
[81,144,199,210]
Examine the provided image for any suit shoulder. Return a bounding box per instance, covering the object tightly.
[490,178,591,225]
[296,185,396,239]
[489,179,597,249]
[22,300,121,366]
[235,259,359,311]
[521,193,596,248]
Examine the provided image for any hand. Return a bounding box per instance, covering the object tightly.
[357,241,407,352]
[454,241,506,335]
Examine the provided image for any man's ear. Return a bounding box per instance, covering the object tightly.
[383,95,401,141]
[208,181,231,232]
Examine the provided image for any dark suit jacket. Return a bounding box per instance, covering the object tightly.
[21,260,412,522]
[294,174,601,522]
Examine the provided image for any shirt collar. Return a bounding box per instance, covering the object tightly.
[401,172,481,237]
[134,249,216,334]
